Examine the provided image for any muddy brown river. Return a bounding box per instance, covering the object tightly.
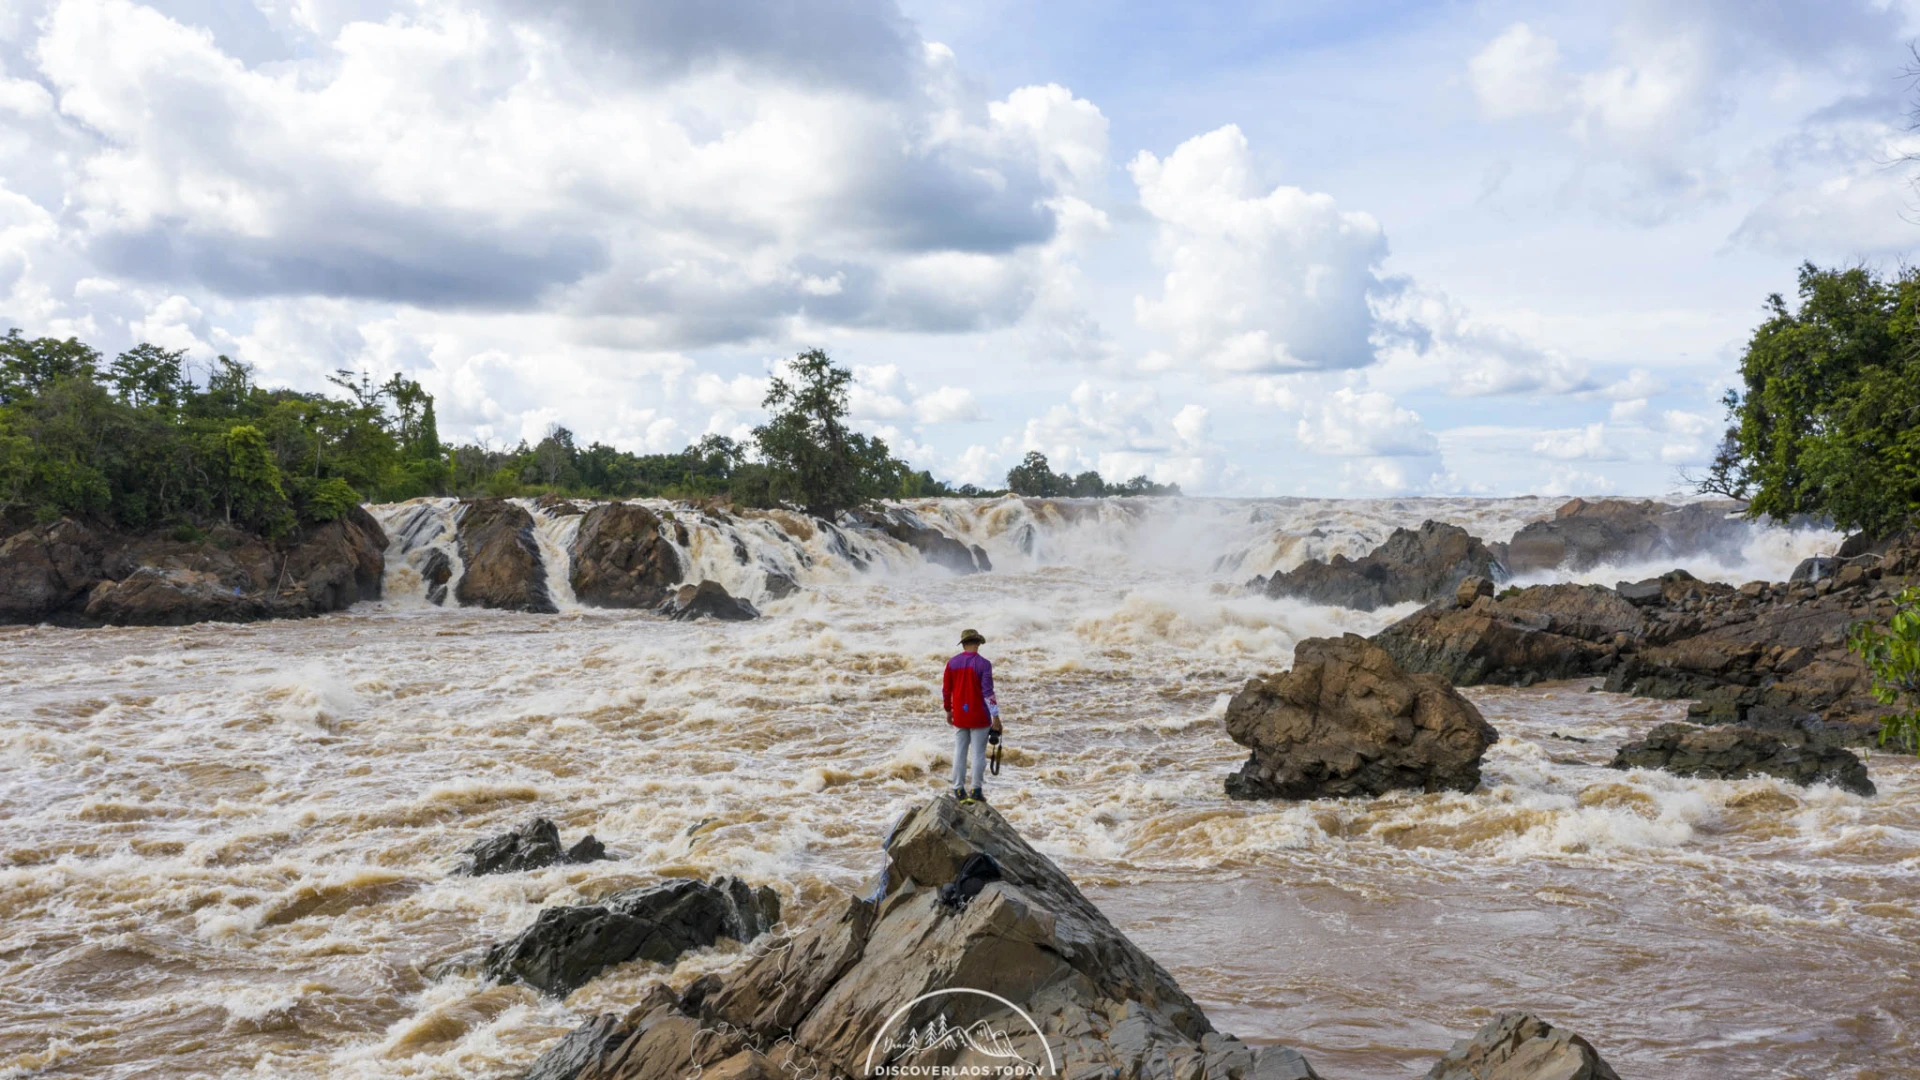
[1,498,1909,1079]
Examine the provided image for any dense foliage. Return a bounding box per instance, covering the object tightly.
[1004,451,1181,498]
[1848,585,1920,752]
[0,330,446,537]
[1700,264,1920,537]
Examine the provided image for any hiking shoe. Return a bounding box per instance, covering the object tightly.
[953,785,968,802]
[969,787,986,804]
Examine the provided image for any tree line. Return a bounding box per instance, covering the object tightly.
[0,340,1176,538]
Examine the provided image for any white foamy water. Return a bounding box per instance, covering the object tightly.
[0,497,1906,1080]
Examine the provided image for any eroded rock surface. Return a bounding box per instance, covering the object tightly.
[1611,721,1873,796]
[1224,634,1499,800]
[658,580,759,621]
[1425,1012,1621,1080]
[483,877,778,997]
[570,503,684,609]
[1504,497,1750,575]
[455,498,556,613]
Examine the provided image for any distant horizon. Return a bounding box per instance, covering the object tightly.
[2,0,1915,497]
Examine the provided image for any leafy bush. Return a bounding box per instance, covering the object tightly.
[1848,585,1920,752]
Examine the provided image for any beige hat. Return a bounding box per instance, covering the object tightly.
[959,628,986,645]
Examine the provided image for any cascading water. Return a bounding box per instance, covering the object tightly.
[369,497,467,606]
[1,495,1889,1080]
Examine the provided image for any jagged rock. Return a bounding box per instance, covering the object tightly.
[457,818,611,876]
[1263,521,1504,611]
[483,877,779,997]
[1425,1012,1620,1080]
[83,565,262,624]
[281,504,387,611]
[851,508,989,574]
[455,499,556,613]
[1611,721,1874,795]
[420,549,453,606]
[658,580,759,621]
[1224,634,1498,800]
[0,518,104,621]
[570,503,684,609]
[1374,584,1643,687]
[523,797,1316,1080]
[1505,497,1750,575]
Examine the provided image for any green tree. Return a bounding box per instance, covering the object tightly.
[753,349,901,517]
[1,330,102,405]
[221,424,290,534]
[1006,451,1064,496]
[1848,586,1920,752]
[1702,264,1920,537]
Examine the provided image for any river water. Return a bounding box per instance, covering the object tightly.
[1,497,1911,1080]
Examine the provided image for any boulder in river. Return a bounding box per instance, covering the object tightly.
[1425,1012,1621,1080]
[457,818,611,876]
[1263,521,1504,611]
[522,795,1322,1080]
[1225,634,1499,800]
[569,503,685,609]
[1504,497,1750,575]
[483,876,779,996]
[659,580,759,621]
[1374,583,1644,687]
[1610,721,1874,796]
[455,498,557,613]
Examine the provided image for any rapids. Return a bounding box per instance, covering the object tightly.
[1,497,1910,1080]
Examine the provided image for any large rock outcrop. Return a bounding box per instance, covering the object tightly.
[0,508,386,626]
[1504,497,1750,575]
[1224,634,1499,800]
[483,877,779,997]
[1611,721,1874,796]
[1425,1013,1621,1080]
[1263,521,1504,611]
[455,498,556,613]
[457,818,610,876]
[523,796,1322,1080]
[1374,583,1646,687]
[852,508,991,575]
[569,503,685,608]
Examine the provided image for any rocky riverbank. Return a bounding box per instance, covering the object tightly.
[518,796,1620,1080]
[0,506,387,626]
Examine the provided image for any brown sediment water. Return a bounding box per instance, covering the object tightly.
[1,497,1908,1079]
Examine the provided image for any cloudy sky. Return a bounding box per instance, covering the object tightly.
[2,0,1917,496]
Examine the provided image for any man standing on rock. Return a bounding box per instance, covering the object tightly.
[943,629,1002,804]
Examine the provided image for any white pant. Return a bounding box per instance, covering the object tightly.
[952,726,991,789]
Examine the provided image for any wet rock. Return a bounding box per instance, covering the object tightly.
[851,508,989,574]
[0,518,104,621]
[420,548,453,606]
[1264,521,1504,611]
[1790,555,1840,584]
[280,504,387,612]
[1374,584,1643,687]
[658,580,760,621]
[483,877,779,997]
[455,499,556,613]
[762,569,800,600]
[1505,497,1749,575]
[457,818,612,876]
[82,565,262,625]
[524,796,1314,1080]
[1224,634,1499,800]
[1425,1012,1620,1080]
[1611,721,1874,795]
[569,503,684,609]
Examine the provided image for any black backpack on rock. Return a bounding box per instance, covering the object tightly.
[937,852,1004,910]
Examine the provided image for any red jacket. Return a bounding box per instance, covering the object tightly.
[943,652,998,729]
